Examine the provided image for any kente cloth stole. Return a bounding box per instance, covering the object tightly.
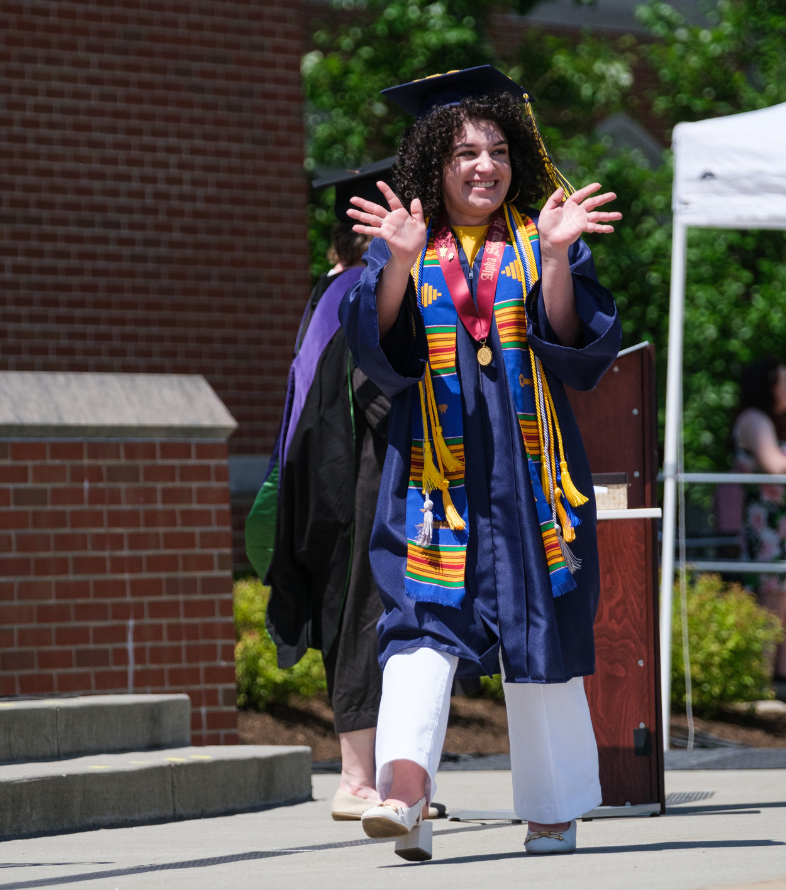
[404,204,578,609]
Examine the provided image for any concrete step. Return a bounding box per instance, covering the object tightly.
[0,744,311,837]
[0,694,191,762]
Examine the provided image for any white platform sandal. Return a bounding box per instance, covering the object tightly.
[395,821,433,861]
[524,819,577,854]
[361,796,433,861]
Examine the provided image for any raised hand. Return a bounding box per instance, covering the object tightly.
[347,182,427,269]
[537,183,621,256]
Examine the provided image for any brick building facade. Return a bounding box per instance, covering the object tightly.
[0,0,310,566]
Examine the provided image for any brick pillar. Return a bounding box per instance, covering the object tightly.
[0,372,239,744]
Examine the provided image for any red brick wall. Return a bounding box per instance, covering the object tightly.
[0,439,237,745]
[0,0,308,457]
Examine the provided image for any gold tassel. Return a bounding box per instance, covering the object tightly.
[424,366,463,473]
[560,459,589,508]
[543,383,590,508]
[418,381,443,494]
[434,424,463,474]
[522,96,574,199]
[421,439,443,494]
[440,480,466,532]
[555,489,575,543]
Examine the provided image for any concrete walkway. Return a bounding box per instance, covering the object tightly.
[1,769,785,890]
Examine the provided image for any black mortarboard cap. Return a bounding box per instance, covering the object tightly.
[381,66,575,197]
[381,65,526,119]
[313,156,397,223]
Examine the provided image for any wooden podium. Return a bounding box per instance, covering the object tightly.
[567,341,665,815]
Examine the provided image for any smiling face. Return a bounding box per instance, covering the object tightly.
[441,118,513,226]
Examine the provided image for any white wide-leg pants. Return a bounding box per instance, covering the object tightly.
[375,647,602,824]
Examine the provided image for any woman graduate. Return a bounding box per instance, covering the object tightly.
[339,66,622,860]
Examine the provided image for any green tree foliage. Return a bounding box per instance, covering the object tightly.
[514,0,786,476]
[303,0,494,277]
[234,578,326,710]
[638,0,786,123]
[303,0,786,475]
[304,0,495,169]
[509,30,638,136]
[670,573,783,713]
[632,0,786,474]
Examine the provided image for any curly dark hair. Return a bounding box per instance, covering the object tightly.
[393,93,551,220]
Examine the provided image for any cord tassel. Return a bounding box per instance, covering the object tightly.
[433,424,462,473]
[560,460,589,507]
[417,382,442,495]
[424,366,463,473]
[543,375,589,509]
[421,438,443,495]
[555,489,576,543]
[556,526,582,573]
[415,495,434,547]
[440,481,466,532]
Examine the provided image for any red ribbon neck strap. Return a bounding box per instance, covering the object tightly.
[433,208,507,343]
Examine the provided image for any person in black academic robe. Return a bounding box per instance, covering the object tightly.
[339,67,623,859]
[247,159,403,821]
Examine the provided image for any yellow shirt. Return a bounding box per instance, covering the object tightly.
[453,224,490,268]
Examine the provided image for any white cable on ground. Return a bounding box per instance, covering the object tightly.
[678,408,695,750]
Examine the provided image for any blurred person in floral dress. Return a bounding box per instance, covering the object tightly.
[732,357,786,678]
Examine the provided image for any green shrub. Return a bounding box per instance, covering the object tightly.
[671,573,784,714]
[234,578,327,710]
[479,674,504,700]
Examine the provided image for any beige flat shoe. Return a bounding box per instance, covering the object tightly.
[426,802,447,820]
[331,788,447,822]
[331,788,381,821]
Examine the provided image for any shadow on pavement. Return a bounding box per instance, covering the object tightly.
[383,838,786,867]
[666,801,786,817]
[0,823,509,889]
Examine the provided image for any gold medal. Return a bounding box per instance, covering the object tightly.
[477,344,492,366]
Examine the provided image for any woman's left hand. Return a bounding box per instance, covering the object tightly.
[537,183,621,256]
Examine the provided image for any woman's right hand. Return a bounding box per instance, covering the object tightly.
[347,181,427,269]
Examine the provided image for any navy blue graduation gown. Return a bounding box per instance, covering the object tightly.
[339,214,622,683]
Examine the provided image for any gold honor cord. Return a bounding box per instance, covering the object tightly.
[412,226,466,534]
[412,204,586,550]
[544,384,589,508]
[505,204,587,561]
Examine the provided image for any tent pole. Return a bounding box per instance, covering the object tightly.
[660,216,687,751]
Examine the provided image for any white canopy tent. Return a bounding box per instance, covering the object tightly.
[660,102,786,747]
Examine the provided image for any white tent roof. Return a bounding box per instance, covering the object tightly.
[672,102,786,229]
